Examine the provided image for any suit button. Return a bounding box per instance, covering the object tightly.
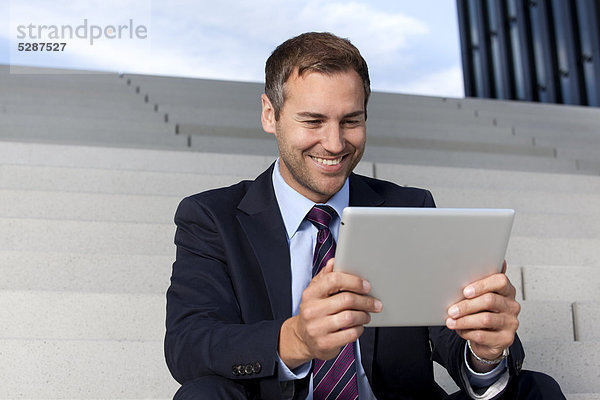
[232,365,239,376]
[238,364,246,375]
[245,364,254,375]
[253,362,262,374]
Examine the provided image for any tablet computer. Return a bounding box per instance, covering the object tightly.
[334,207,514,327]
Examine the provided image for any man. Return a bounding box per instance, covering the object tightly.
[165,32,564,399]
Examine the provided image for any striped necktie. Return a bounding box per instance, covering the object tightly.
[306,205,359,400]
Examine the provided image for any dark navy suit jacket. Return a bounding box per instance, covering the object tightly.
[165,164,524,399]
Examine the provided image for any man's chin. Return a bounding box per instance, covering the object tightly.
[312,181,347,201]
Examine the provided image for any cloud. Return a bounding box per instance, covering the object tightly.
[145,0,430,81]
[392,66,464,98]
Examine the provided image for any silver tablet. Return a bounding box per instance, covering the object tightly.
[334,207,515,327]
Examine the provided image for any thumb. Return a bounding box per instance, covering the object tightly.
[316,258,335,276]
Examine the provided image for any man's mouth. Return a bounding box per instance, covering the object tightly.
[310,156,343,166]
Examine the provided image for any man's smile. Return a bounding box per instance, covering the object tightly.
[309,155,344,166]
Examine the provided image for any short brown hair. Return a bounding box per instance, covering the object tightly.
[265,32,371,120]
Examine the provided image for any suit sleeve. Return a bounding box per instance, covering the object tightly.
[429,327,525,395]
[164,196,284,385]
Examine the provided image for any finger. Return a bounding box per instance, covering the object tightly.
[448,293,520,319]
[330,310,372,331]
[446,311,519,333]
[302,291,382,322]
[311,325,365,360]
[310,269,371,297]
[322,258,335,274]
[327,291,382,315]
[501,260,507,274]
[462,272,516,300]
[303,309,369,336]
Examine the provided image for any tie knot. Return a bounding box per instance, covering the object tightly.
[306,205,336,231]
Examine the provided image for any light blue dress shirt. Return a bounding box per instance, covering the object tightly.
[271,158,507,399]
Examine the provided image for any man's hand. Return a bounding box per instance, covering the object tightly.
[278,258,382,369]
[445,261,521,372]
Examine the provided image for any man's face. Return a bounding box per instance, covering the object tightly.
[261,69,366,203]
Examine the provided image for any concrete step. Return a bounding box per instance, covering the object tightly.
[505,266,523,301]
[0,291,164,341]
[367,117,519,139]
[187,133,282,157]
[578,159,600,175]
[0,75,127,92]
[0,140,276,174]
[1,101,163,122]
[0,251,172,293]
[508,238,600,267]
[362,144,581,175]
[124,75,262,99]
[479,110,600,135]
[0,88,151,110]
[566,395,600,400]
[430,186,600,217]
[0,113,175,135]
[512,213,600,239]
[0,122,188,150]
[573,303,600,341]
[517,301,574,342]
[0,189,181,224]
[0,338,179,398]
[457,96,600,118]
[0,165,246,196]
[522,266,600,302]
[522,341,600,393]
[0,217,174,256]
[375,163,600,194]
[536,134,600,151]
[156,106,261,128]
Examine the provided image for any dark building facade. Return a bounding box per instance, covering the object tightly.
[457,0,600,107]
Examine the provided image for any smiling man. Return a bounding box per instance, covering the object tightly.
[165,32,564,400]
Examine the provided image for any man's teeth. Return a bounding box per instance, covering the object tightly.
[313,157,342,166]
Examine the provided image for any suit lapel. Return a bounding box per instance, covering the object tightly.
[236,171,384,381]
[348,173,384,384]
[236,164,293,321]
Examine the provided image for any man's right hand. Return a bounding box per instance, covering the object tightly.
[278,258,382,369]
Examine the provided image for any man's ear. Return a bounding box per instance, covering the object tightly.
[261,94,277,135]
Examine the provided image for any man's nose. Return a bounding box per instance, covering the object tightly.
[321,123,345,154]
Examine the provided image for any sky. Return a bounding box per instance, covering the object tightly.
[0,0,464,98]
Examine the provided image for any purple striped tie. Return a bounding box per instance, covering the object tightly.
[306,205,359,400]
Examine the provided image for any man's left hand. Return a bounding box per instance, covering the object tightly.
[445,261,521,372]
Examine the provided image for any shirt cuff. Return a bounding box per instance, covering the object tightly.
[461,342,509,399]
[277,352,311,381]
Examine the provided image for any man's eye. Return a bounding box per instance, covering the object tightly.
[343,120,360,126]
[304,120,322,125]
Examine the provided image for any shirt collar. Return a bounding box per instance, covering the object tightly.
[272,158,349,239]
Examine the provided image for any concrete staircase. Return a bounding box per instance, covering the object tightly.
[1,65,599,399]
